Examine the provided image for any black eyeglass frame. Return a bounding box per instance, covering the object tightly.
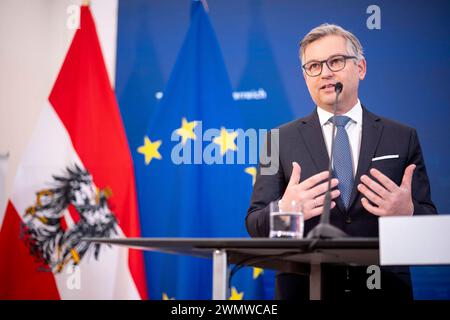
[302,55,358,77]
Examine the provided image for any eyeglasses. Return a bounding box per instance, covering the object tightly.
[302,55,357,77]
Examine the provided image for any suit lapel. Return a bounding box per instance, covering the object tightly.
[297,110,329,173]
[348,107,384,210]
[297,110,346,214]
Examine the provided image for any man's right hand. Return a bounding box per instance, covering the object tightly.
[280,162,340,221]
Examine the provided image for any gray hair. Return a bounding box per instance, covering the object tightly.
[299,23,364,64]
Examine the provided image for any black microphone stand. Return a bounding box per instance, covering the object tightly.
[307,82,348,239]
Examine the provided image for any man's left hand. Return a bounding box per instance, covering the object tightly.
[357,164,416,216]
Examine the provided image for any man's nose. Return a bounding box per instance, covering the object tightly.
[321,62,334,78]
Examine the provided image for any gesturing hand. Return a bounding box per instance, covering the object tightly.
[281,162,340,221]
[357,164,416,216]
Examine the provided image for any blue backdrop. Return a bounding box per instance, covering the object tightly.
[115,0,450,299]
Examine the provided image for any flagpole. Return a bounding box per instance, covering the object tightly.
[82,0,90,6]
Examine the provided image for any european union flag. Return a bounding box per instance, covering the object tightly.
[134,1,272,299]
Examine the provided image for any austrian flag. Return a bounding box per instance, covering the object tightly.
[0,5,147,299]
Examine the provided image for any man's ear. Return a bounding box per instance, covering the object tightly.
[358,58,367,80]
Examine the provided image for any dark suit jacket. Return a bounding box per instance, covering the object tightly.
[246,106,437,299]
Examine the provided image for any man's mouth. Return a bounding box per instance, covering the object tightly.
[320,83,337,90]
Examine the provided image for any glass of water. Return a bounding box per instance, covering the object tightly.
[269,200,304,239]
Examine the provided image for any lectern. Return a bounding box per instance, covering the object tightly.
[87,237,379,300]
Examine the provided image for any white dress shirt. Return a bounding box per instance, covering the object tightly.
[316,100,363,177]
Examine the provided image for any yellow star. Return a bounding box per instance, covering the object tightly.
[213,127,238,156]
[253,267,264,279]
[245,167,257,186]
[175,117,198,145]
[162,292,175,300]
[229,286,244,300]
[137,136,162,165]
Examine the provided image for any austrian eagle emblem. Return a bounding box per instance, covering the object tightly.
[21,165,118,272]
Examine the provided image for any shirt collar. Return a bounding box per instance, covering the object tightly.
[316,99,362,126]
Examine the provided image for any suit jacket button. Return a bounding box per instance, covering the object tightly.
[345,216,352,224]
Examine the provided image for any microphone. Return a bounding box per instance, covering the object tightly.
[335,82,343,94]
[307,82,348,239]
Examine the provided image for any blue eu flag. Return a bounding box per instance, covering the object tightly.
[134,1,272,299]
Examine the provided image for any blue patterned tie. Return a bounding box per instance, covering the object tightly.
[330,116,354,209]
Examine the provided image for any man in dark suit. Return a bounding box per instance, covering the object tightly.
[246,23,437,300]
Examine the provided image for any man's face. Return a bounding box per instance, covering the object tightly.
[302,35,366,113]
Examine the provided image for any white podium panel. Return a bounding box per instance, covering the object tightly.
[379,215,450,265]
